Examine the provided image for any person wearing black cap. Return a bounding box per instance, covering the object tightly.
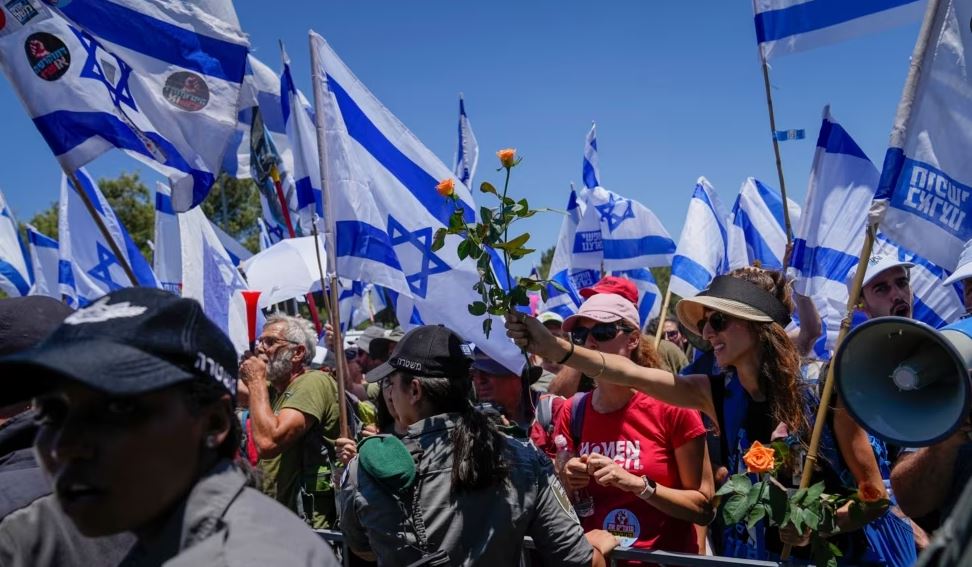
[338,325,618,566]
[0,289,338,566]
[507,267,911,564]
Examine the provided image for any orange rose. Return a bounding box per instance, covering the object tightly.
[496,148,517,168]
[435,178,455,198]
[742,441,776,474]
[857,482,884,503]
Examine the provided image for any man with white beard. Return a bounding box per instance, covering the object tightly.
[240,314,341,528]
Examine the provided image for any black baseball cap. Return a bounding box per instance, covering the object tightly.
[0,288,239,405]
[365,325,474,383]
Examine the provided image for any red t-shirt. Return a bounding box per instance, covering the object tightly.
[555,390,706,554]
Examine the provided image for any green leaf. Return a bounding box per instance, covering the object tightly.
[803,508,821,531]
[791,487,808,506]
[457,239,470,260]
[480,206,492,223]
[482,318,492,338]
[805,481,826,505]
[540,287,549,302]
[549,280,567,293]
[494,232,531,252]
[746,504,766,529]
[721,494,749,525]
[790,507,805,534]
[511,286,529,307]
[768,481,788,525]
[480,182,497,195]
[449,209,465,231]
[715,474,752,497]
[431,228,446,252]
[468,302,487,316]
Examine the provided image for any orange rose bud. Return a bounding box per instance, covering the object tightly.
[858,482,884,503]
[742,441,776,474]
[497,148,517,168]
[435,178,455,197]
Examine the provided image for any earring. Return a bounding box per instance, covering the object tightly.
[205,435,218,449]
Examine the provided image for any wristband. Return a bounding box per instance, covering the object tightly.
[557,340,575,365]
[638,475,656,501]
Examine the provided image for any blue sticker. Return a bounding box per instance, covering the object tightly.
[602,508,640,548]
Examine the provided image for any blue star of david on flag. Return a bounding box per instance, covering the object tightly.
[70,26,137,111]
[596,193,635,232]
[87,241,123,291]
[387,216,450,299]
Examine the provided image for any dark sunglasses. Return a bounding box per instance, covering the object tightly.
[570,322,635,345]
[697,311,734,334]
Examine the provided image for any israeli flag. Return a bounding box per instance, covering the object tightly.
[25,225,59,299]
[454,95,479,188]
[179,201,248,354]
[338,280,387,333]
[669,177,731,298]
[873,0,972,272]
[281,46,324,233]
[727,177,801,270]
[0,189,32,297]
[258,218,273,252]
[790,108,877,352]
[754,0,925,60]
[583,122,601,190]
[541,188,598,319]
[310,32,523,373]
[250,105,299,245]
[573,186,675,272]
[611,268,661,328]
[0,2,249,211]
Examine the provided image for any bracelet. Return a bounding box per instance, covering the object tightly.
[588,351,606,379]
[638,475,657,501]
[557,340,575,365]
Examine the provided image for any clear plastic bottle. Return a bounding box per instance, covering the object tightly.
[553,435,594,518]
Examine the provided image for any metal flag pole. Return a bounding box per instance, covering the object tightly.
[780,0,941,557]
[309,31,349,439]
[653,288,673,348]
[65,169,140,287]
[756,39,793,245]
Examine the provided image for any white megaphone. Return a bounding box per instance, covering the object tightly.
[835,315,972,447]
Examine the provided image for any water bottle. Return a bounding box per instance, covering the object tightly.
[553,435,595,518]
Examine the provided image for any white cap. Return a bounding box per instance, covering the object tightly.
[849,254,915,291]
[944,239,972,286]
[537,311,564,326]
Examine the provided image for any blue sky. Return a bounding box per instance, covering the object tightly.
[0,1,920,275]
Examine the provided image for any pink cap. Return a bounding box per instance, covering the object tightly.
[563,293,641,332]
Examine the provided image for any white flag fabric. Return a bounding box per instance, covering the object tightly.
[310,31,523,373]
[669,177,731,298]
[541,188,599,319]
[338,280,387,333]
[58,168,158,308]
[0,189,31,297]
[754,0,925,60]
[791,108,877,352]
[179,204,248,355]
[0,1,249,211]
[281,47,324,233]
[25,224,58,298]
[153,183,181,293]
[454,95,479,189]
[727,177,801,270]
[873,0,972,271]
[572,186,676,272]
[583,123,601,189]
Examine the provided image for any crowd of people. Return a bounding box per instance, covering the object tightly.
[0,246,970,566]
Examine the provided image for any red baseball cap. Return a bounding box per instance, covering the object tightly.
[579,276,639,305]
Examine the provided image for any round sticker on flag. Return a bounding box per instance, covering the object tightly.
[0,9,6,31]
[24,33,70,81]
[163,71,210,111]
[602,508,640,548]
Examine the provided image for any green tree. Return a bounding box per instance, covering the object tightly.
[538,245,555,279]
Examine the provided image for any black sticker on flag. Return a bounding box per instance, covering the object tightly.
[163,71,209,111]
[25,32,69,81]
[5,0,39,25]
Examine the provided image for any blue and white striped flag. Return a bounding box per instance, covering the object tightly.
[873,0,972,272]
[0,189,32,297]
[611,268,661,327]
[541,188,598,319]
[25,224,59,299]
[338,280,387,333]
[583,122,601,190]
[670,177,731,298]
[310,31,523,373]
[727,177,801,270]
[791,107,883,353]
[281,46,324,233]
[454,95,479,189]
[754,0,925,60]
[573,186,676,272]
[58,169,159,307]
[0,1,250,211]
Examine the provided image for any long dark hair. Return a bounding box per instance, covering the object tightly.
[402,373,509,491]
[727,267,809,438]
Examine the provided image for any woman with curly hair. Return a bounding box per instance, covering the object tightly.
[507,267,915,564]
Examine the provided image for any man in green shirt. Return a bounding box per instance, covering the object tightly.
[240,314,340,528]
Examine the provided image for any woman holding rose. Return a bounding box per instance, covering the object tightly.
[506,267,915,564]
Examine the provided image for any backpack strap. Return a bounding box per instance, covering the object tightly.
[569,391,590,448]
[535,393,562,434]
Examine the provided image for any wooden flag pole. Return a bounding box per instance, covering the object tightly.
[310,32,349,439]
[759,56,793,245]
[653,288,673,348]
[65,170,140,287]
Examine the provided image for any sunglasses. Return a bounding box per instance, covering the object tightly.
[696,311,735,334]
[664,330,680,339]
[570,322,635,345]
